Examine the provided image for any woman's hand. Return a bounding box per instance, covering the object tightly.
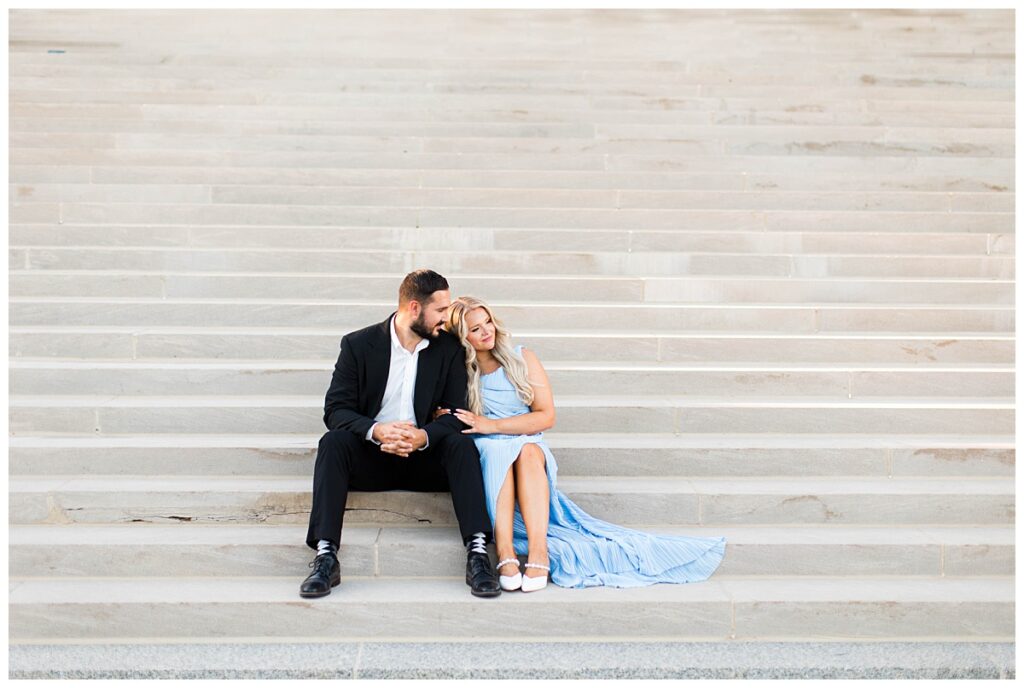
[453,408,498,434]
[433,406,451,421]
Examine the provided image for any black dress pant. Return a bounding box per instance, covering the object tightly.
[305,428,493,550]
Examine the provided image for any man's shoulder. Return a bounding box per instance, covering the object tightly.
[433,329,464,353]
[341,317,391,347]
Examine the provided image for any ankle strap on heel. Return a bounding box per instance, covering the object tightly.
[496,558,521,570]
[524,563,550,571]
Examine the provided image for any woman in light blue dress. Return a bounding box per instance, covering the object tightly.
[440,296,726,591]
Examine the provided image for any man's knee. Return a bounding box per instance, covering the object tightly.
[318,429,362,456]
[436,432,479,458]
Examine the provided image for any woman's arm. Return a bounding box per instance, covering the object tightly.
[491,347,555,434]
[450,347,557,435]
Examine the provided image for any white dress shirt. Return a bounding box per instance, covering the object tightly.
[365,314,431,450]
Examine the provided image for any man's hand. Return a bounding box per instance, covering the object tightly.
[373,421,427,458]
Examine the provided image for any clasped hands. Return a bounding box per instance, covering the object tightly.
[371,421,427,458]
[374,408,499,458]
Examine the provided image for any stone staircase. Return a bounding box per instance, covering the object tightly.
[9,8,1014,679]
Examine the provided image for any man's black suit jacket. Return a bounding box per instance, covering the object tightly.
[323,312,470,448]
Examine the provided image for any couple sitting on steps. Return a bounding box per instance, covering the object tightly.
[301,269,727,598]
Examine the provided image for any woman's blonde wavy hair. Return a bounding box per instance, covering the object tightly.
[444,296,535,416]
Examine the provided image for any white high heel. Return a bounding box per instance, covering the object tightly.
[521,562,550,592]
[496,558,522,591]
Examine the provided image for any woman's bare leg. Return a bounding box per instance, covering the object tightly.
[493,465,519,576]
[513,443,550,577]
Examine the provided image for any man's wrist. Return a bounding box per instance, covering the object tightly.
[367,423,381,445]
[416,428,430,451]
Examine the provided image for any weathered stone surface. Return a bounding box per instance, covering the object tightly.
[7,641,1016,679]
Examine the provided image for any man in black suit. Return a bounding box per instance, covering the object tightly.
[301,269,501,598]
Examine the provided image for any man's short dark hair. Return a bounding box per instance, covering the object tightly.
[399,269,449,306]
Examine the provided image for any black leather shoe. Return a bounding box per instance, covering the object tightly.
[300,553,340,598]
[465,551,501,597]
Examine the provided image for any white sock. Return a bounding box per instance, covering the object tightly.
[317,539,338,557]
[466,532,488,555]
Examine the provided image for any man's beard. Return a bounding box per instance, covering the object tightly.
[410,312,439,340]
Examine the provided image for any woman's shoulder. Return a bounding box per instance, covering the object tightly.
[514,343,539,363]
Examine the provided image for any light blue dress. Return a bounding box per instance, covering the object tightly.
[471,344,727,588]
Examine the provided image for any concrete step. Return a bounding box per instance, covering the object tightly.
[9,433,1014,478]
[10,200,1013,233]
[9,476,1014,527]
[10,163,1017,193]
[12,80,1014,109]
[11,146,1012,181]
[9,524,1014,579]
[9,148,1015,178]
[9,84,1017,109]
[8,67,1015,94]
[11,182,1015,213]
[8,360,1015,398]
[0,146,619,172]
[9,271,1014,304]
[8,394,1014,435]
[10,327,1014,364]
[218,186,987,213]
[13,130,1010,164]
[9,111,1007,133]
[8,576,1014,641]
[9,53,1011,78]
[9,107,1018,132]
[4,104,1003,132]
[11,243,1014,275]
[8,7,1012,62]
[10,227,1008,257]
[556,154,1006,180]
[9,299,1015,331]
[598,122,1013,149]
[9,52,1012,78]
[6,639,1015,679]
[9,70,1014,95]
